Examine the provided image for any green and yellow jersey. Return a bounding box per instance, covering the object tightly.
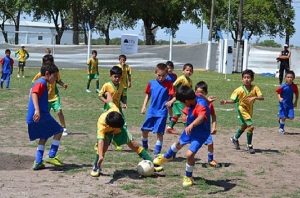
[117,63,131,88]
[173,75,193,89]
[15,49,29,62]
[99,81,124,108]
[87,57,99,74]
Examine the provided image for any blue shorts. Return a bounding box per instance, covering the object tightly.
[179,131,210,153]
[204,134,213,145]
[28,117,63,141]
[279,103,294,119]
[141,116,167,134]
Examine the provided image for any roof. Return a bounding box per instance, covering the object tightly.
[2,21,58,28]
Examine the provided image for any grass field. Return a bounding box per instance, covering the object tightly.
[1,68,300,198]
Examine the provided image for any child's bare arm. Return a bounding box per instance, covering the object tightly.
[141,94,150,114]
[58,80,68,89]
[86,64,90,74]
[97,140,104,168]
[185,114,205,135]
[294,93,299,107]
[277,93,283,102]
[220,99,234,105]
[32,93,40,122]
[211,115,217,134]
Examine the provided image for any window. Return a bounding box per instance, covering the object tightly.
[38,36,43,40]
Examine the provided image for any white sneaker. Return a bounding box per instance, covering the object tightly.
[96,89,100,93]
[86,89,91,93]
[62,128,68,136]
[17,74,20,78]
[278,128,285,134]
[22,76,25,78]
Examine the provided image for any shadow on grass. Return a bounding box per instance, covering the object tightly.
[254,149,280,153]
[200,162,234,168]
[194,177,238,193]
[67,132,88,136]
[47,163,92,172]
[0,152,35,170]
[284,132,300,135]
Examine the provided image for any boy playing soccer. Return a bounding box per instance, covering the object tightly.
[166,61,177,120]
[166,63,194,135]
[153,85,211,187]
[98,66,127,150]
[32,54,69,136]
[141,63,175,157]
[15,44,29,78]
[117,54,131,104]
[0,49,14,89]
[90,92,163,177]
[86,50,99,93]
[26,63,64,170]
[220,69,264,154]
[276,70,298,134]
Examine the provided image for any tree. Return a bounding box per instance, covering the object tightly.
[253,40,282,47]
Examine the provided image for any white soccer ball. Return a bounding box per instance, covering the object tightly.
[137,160,154,177]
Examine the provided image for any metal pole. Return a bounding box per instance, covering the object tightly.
[200,15,204,44]
[227,0,231,39]
[234,0,243,72]
[169,34,173,61]
[87,24,91,61]
[205,0,215,70]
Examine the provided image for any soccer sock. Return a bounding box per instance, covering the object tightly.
[208,152,213,162]
[164,143,178,159]
[35,145,45,164]
[60,124,66,128]
[136,146,153,161]
[185,163,194,177]
[141,137,148,149]
[154,140,162,155]
[93,154,99,167]
[246,131,253,145]
[48,139,60,158]
[96,81,99,89]
[168,117,178,128]
[234,128,244,139]
[279,119,285,129]
[87,81,90,89]
[123,96,127,104]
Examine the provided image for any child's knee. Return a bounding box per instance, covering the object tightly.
[247,125,254,132]
[186,150,195,159]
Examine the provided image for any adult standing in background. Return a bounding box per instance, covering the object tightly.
[277,44,291,85]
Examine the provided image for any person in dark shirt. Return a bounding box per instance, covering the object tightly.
[277,44,291,85]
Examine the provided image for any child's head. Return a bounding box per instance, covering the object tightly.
[285,70,295,84]
[166,61,174,74]
[155,63,168,82]
[182,63,193,78]
[195,81,208,96]
[45,48,51,55]
[119,54,126,63]
[40,63,59,84]
[242,69,254,86]
[110,66,122,85]
[176,85,196,107]
[5,49,11,56]
[42,54,54,64]
[106,111,125,128]
[92,50,97,58]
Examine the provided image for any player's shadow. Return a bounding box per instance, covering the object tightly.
[67,132,88,136]
[47,163,92,172]
[200,162,234,168]
[172,156,193,163]
[283,132,300,135]
[193,177,238,194]
[253,149,280,153]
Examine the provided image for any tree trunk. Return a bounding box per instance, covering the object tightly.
[83,24,88,45]
[0,21,8,43]
[104,29,110,45]
[143,18,155,45]
[14,10,21,45]
[72,1,79,45]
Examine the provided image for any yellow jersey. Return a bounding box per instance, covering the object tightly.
[230,85,263,120]
[87,57,98,74]
[173,75,193,89]
[117,63,131,88]
[15,49,29,62]
[97,102,121,140]
[99,81,124,108]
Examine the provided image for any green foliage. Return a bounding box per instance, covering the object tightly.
[91,37,186,45]
[253,40,282,48]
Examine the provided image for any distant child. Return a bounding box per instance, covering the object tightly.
[276,70,298,134]
[193,81,220,168]
[26,63,64,170]
[32,54,69,136]
[141,63,175,157]
[86,50,99,93]
[90,92,163,177]
[166,61,177,120]
[0,49,14,89]
[15,44,29,78]
[166,63,193,135]
[117,54,131,104]
[98,66,127,151]
[220,69,264,154]
[153,85,211,187]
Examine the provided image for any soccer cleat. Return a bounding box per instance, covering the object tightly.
[246,144,255,154]
[112,141,122,151]
[208,160,221,168]
[22,76,25,78]
[153,154,173,165]
[86,89,91,93]
[154,165,163,172]
[278,128,285,135]
[62,128,68,136]
[0,84,3,89]
[17,74,20,78]
[230,137,240,150]
[96,89,100,93]
[182,176,193,187]
[44,155,64,166]
[32,161,45,170]
[166,127,179,135]
[90,166,102,177]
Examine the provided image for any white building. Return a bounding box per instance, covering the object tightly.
[0,21,73,45]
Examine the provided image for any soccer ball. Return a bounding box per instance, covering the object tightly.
[137,160,154,177]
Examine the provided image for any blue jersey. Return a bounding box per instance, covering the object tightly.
[144,79,175,117]
[0,56,14,73]
[276,83,299,108]
[166,73,177,83]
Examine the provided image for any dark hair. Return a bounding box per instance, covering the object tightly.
[195,81,208,94]
[42,54,54,64]
[242,69,254,79]
[5,49,11,54]
[106,111,125,128]
[156,63,167,72]
[176,85,196,103]
[166,61,174,68]
[41,63,59,76]
[92,50,97,54]
[110,66,122,76]
[285,70,295,78]
[119,54,126,61]
[183,63,193,71]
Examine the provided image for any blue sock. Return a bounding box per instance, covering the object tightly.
[279,119,285,129]
[36,145,45,164]
[164,143,179,158]
[154,140,163,155]
[208,152,213,162]
[141,137,148,149]
[48,139,60,158]
[185,163,194,177]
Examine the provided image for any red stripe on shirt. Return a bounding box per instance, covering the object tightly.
[31,82,46,98]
